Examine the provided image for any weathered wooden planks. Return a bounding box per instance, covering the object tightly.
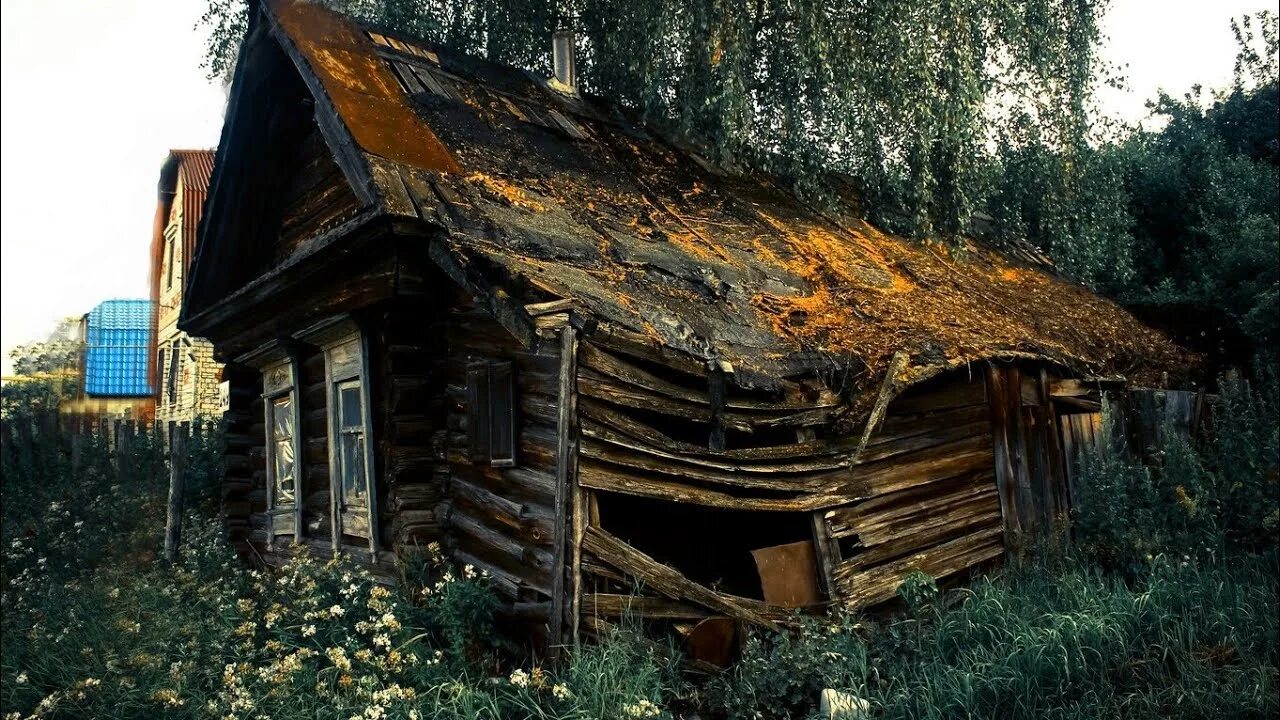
[582,526,782,629]
[832,525,1004,607]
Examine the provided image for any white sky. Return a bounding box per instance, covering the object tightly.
[0,0,1273,374]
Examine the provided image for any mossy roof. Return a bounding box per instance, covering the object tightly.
[267,0,1187,393]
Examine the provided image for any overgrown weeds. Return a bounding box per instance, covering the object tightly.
[1,377,1277,719]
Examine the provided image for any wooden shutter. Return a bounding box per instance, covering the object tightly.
[489,361,517,467]
[466,362,491,462]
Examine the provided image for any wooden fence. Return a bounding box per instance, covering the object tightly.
[1,411,219,563]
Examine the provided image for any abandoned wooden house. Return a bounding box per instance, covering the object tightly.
[182,0,1187,653]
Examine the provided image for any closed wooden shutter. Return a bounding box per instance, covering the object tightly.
[488,361,517,467]
[466,362,491,463]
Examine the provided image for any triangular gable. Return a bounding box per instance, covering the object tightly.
[183,4,375,326]
[182,1,536,353]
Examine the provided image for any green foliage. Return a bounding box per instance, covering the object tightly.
[710,556,1278,720]
[895,570,939,614]
[1073,379,1280,573]
[712,613,868,720]
[7,316,83,378]
[558,621,683,720]
[183,417,227,515]
[3,363,1279,719]
[998,10,1279,362]
[1202,375,1280,549]
[0,391,686,719]
[1121,80,1279,351]
[198,2,1277,367]
[873,555,1278,720]
[987,135,1136,293]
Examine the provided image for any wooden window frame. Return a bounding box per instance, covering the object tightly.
[320,329,379,561]
[164,226,177,291]
[261,355,303,549]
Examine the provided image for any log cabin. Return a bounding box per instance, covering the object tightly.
[182,0,1187,654]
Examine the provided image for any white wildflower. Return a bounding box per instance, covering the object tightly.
[623,698,661,718]
[508,668,530,688]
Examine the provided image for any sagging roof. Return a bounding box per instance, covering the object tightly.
[261,0,1185,393]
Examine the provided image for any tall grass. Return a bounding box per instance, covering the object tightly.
[866,555,1278,719]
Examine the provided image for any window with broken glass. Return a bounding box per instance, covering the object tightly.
[322,333,377,552]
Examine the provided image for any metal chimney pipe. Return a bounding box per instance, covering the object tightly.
[552,28,576,92]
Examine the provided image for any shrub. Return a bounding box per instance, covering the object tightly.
[1203,375,1280,549]
[1073,378,1280,572]
[712,613,869,719]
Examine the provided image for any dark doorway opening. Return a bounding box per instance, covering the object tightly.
[596,492,814,599]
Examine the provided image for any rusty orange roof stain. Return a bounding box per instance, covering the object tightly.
[466,172,547,212]
[270,0,459,174]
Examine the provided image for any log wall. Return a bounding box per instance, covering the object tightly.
[823,373,1002,608]
[375,301,447,553]
[277,123,361,262]
[297,348,332,542]
[221,363,263,559]
[436,293,563,611]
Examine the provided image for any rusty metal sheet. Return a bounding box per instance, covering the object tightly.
[751,540,822,608]
[682,617,737,668]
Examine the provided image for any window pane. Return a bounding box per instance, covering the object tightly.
[339,383,362,428]
[340,431,366,506]
[271,396,295,506]
[272,396,294,440]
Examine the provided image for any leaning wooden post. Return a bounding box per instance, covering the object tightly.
[113,420,128,475]
[549,317,580,663]
[70,417,85,475]
[163,423,187,564]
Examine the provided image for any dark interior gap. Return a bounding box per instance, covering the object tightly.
[596,492,813,599]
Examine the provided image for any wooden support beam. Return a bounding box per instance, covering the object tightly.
[582,526,781,630]
[549,324,579,662]
[584,593,711,619]
[985,363,1022,546]
[852,350,909,459]
[524,298,576,316]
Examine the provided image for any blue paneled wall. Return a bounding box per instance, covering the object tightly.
[84,299,153,397]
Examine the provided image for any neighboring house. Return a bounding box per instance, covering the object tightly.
[67,299,155,420]
[149,149,221,424]
[181,0,1188,654]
